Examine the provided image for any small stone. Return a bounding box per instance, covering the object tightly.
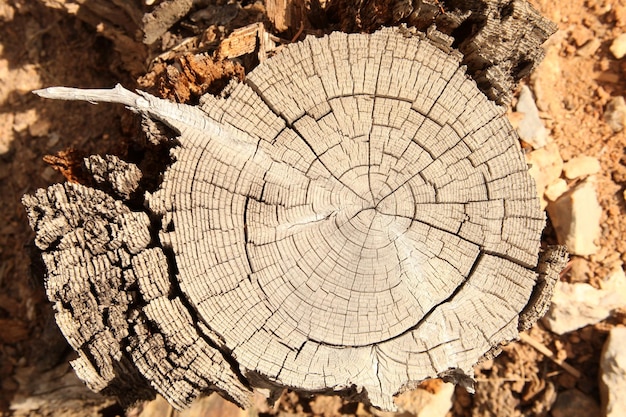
[615,6,626,27]
[604,96,626,132]
[550,389,600,417]
[516,86,550,149]
[527,142,563,209]
[40,167,59,183]
[610,33,626,59]
[545,179,568,202]
[570,26,594,47]
[394,380,454,417]
[28,118,50,137]
[547,177,602,256]
[576,38,601,58]
[543,267,626,334]
[568,257,591,283]
[47,133,60,148]
[530,381,557,416]
[0,1,14,22]
[562,155,601,179]
[531,38,563,114]
[0,112,14,155]
[12,109,38,133]
[600,327,626,417]
[309,395,344,416]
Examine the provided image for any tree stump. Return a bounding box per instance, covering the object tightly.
[24,27,563,411]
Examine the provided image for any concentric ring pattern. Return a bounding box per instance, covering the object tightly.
[147,27,544,409]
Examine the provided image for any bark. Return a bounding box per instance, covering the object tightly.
[24,27,566,411]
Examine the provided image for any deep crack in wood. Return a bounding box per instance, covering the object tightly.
[24,27,561,411]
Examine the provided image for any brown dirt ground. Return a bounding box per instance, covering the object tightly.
[0,0,625,416]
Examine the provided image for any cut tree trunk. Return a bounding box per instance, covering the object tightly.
[24,27,565,411]
[326,0,557,105]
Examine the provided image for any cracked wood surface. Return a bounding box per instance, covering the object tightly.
[24,27,558,411]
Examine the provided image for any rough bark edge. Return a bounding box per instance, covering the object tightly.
[518,245,569,331]
[22,177,253,410]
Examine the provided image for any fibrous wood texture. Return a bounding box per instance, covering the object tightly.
[327,0,557,104]
[24,27,556,411]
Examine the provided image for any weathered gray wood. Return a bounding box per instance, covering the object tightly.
[83,154,142,199]
[26,27,560,411]
[22,182,253,409]
[518,245,569,331]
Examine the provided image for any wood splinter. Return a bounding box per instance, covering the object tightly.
[24,27,567,411]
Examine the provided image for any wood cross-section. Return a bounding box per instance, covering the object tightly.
[25,27,555,412]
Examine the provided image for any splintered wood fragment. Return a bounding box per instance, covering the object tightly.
[26,27,563,412]
[266,0,292,32]
[216,23,273,62]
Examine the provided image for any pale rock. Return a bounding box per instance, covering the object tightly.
[12,109,38,133]
[545,179,568,202]
[600,327,626,417]
[0,112,14,155]
[394,381,455,417]
[516,85,549,149]
[543,267,626,334]
[531,34,565,114]
[527,143,563,209]
[28,118,51,138]
[568,257,591,283]
[47,133,60,148]
[615,6,626,27]
[610,33,626,59]
[551,389,600,417]
[0,2,14,22]
[547,177,601,256]
[562,155,601,179]
[576,38,601,58]
[570,26,593,47]
[40,167,59,183]
[136,393,248,417]
[0,63,41,104]
[604,96,626,132]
